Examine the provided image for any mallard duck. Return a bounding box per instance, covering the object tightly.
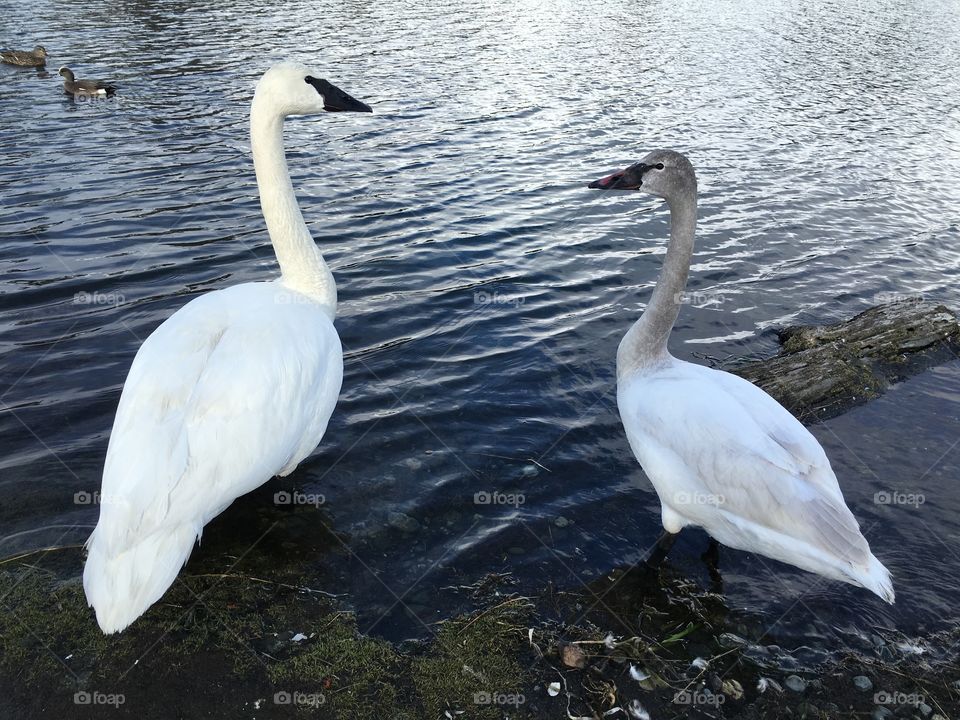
[1,45,48,67]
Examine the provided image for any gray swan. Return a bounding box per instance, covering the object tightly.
[589,150,894,603]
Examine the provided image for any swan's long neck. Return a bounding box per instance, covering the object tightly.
[250,97,336,316]
[617,188,697,378]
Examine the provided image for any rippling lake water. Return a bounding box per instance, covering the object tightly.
[2,0,959,656]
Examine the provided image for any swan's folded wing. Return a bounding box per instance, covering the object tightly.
[93,285,342,558]
[621,363,870,565]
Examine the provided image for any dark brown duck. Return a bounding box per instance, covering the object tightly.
[0,45,48,67]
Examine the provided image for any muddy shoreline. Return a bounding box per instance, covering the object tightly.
[1,554,958,719]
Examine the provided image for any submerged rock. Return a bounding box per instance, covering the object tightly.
[853,675,873,692]
[784,674,807,693]
[387,511,421,533]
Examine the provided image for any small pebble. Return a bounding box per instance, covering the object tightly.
[718,632,747,648]
[560,643,587,669]
[387,511,421,533]
[785,675,807,693]
[853,675,873,692]
[721,678,744,700]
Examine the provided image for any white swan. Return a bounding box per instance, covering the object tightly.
[83,63,372,633]
[589,150,895,603]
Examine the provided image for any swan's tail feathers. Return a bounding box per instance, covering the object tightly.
[83,524,199,634]
[856,553,895,604]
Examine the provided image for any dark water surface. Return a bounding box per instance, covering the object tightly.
[2,0,960,656]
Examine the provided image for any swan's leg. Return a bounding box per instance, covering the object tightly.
[701,538,720,568]
[701,538,723,588]
[645,530,679,567]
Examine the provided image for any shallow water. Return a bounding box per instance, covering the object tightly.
[2,0,959,656]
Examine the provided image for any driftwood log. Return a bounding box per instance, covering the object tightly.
[731,301,960,422]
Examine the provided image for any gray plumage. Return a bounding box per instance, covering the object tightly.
[1,45,47,67]
[59,66,117,96]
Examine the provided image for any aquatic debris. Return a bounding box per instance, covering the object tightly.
[757,677,782,694]
[784,674,807,693]
[718,632,748,648]
[387,511,421,533]
[894,641,926,655]
[662,622,697,645]
[690,657,709,672]
[853,675,873,691]
[547,681,561,696]
[603,633,617,650]
[628,664,650,682]
[561,643,588,668]
[721,678,744,700]
[733,301,960,421]
[291,633,307,643]
[627,699,650,719]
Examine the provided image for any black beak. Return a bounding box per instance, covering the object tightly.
[588,163,649,190]
[305,76,372,113]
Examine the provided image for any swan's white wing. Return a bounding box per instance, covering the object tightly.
[84,282,342,631]
[618,360,870,567]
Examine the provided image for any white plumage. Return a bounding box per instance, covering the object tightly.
[83,64,371,633]
[590,150,894,603]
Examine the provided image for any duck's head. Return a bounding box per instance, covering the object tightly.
[34,46,47,58]
[254,62,372,118]
[588,150,696,200]
[58,66,74,81]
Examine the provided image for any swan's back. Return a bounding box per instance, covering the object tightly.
[618,357,893,602]
[84,282,342,633]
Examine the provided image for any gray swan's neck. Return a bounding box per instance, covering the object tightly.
[617,189,698,378]
[250,99,336,316]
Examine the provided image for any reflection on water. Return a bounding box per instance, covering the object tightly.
[1,0,959,652]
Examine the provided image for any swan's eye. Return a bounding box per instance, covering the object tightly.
[655,163,665,170]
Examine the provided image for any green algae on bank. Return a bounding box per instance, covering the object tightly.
[3,553,959,719]
[0,553,535,720]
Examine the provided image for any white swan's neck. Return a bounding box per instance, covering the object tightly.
[250,97,336,316]
[617,189,697,378]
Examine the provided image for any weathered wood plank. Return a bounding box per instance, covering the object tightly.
[731,302,960,422]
